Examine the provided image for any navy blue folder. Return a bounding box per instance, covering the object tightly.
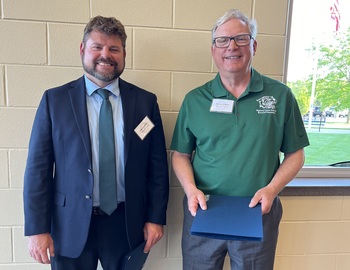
[190,195,263,241]
[122,241,149,270]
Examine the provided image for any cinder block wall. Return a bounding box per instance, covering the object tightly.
[1,1,349,269]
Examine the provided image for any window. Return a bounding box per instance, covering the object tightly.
[286,0,350,176]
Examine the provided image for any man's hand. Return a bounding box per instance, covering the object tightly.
[249,186,276,214]
[171,151,207,216]
[28,233,54,264]
[186,189,207,216]
[143,223,164,253]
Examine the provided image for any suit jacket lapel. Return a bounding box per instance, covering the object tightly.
[68,77,92,165]
[119,78,136,163]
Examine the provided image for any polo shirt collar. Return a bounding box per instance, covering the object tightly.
[248,68,264,94]
[212,68,264,98]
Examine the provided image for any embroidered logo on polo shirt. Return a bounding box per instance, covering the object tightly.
[256,96,277,114]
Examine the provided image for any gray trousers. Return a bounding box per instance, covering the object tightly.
[182,196,283,270]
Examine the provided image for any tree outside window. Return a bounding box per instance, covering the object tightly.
[287,0,350,166]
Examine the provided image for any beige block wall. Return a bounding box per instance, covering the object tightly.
[1,0,349,269]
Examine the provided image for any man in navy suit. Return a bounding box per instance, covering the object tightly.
[23,16,169,270]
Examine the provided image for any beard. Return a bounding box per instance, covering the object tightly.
[82,55,125,83]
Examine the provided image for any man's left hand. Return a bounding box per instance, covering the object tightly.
[249,186,276,214]
[143,222,164,253]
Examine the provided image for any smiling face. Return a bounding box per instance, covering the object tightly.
[80,30,126,88]
[211,18,257,78]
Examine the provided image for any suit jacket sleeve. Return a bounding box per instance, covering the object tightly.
[121,80,169,230]
[23,90,54,236]
[145,99,169,225]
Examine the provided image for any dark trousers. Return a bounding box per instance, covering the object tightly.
[51,203,130,270]
[182,196,283,270]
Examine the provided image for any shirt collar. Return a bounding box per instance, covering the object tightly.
[84,75,120,97]
[211,73,229,98]
[212,68,264,98]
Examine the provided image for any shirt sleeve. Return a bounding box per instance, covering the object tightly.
[170,96,197,154]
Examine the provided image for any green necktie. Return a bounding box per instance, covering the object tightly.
[96,89,118,215]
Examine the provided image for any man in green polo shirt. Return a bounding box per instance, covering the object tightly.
[171,9,309,270]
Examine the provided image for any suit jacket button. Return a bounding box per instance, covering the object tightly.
[85,195,91,200]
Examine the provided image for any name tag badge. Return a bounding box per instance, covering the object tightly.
[134,116,155,140]
[210,99,234,114]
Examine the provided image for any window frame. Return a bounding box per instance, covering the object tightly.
[296,166,350,178]
[285,0,350,182]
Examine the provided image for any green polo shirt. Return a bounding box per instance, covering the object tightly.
[171,69,309,196]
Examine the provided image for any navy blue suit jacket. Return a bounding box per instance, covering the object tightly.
[23,76,169,258]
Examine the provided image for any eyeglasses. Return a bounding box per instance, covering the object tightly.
[213,34,253,48]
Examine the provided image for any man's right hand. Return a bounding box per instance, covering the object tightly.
[171,151,207,216]
[28,233,55,264]
[187,189,208,216]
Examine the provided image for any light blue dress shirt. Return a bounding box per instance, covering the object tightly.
[84,75,125,206]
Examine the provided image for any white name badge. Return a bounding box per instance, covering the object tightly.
[134,116,155,140]
[210,99,234,113]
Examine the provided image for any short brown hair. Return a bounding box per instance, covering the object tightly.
[83,16,127,48]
